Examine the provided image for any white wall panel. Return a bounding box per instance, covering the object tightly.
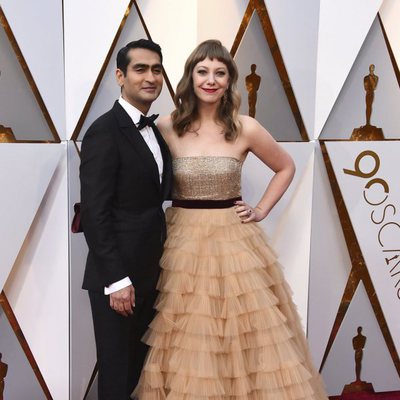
[320,17,400,140]
[68,142,94,400]
[4,145,69,400]
[1,0,65,138]
[197,0,248,50]
[0,23,53,141]
[64,0,130,138]
[322,284,400,394]
[235,12,300,141]
[380,0,400,71]
[315,0,382,138]
[136,0,198,91]
[0,308,45,399]
[242,143,314,324]
[265,0,319,138]
[0,144,63,291]
[308,142,351,367]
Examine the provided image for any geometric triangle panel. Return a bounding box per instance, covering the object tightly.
[4,144,69,400]
[0,306,46,399]
[0,144,63,292]
[265,0,319,140]
[0,20,53,141]
[76,4,174,141]
[1,0,65,139]
[314,0,382,139]
[307,142,353,369]
[321,284,400,395]
[320,17,400,139]
[64,0,131,138]
[326,141,400,354]
[234,11,301,141]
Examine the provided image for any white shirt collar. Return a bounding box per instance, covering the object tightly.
[118,96,145,125]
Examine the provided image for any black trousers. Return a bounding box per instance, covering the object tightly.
[89,290,157,400]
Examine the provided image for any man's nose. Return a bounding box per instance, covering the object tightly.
[145,71,156,82]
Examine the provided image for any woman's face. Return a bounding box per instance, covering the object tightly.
[192,57,229,105]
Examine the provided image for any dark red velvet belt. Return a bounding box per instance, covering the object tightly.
[171,197,241,209]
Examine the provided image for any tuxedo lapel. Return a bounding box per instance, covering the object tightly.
[152,124,172,200]
[112,101,160,189]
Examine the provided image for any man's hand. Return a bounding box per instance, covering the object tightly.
[109,285,135,317]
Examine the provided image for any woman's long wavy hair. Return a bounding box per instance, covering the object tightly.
[172,40,241,141]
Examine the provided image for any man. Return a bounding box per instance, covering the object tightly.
[80,39,172,400]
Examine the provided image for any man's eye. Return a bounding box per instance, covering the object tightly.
[153,68,162,74]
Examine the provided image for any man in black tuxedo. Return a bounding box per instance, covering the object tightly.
[80,39,171,400]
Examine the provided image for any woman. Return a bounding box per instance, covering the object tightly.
[134,40,327,400]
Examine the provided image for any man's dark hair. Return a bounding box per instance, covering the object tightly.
[116,39,163,75]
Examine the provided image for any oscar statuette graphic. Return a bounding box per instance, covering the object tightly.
[245,64,261,118]
[350,65,384,140]
[342,327,375,396]
[0,70,16,143]
[0,353,8,400]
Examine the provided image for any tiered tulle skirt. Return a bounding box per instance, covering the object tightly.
[133,207,327,400]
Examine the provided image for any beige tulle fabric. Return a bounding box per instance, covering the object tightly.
[133,157,327,400]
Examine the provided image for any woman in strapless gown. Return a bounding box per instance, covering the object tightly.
[133,40,327,400]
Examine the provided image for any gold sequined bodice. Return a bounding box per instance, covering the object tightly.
[172,156,242,200]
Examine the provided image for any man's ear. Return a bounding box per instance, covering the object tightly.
[116,68,124,87]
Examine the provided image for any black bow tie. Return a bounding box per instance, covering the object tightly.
[137,113,159,130]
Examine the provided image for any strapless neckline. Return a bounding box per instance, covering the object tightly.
[171,156,242,201]
[173,155,243,164]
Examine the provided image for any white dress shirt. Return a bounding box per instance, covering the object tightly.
[104,96,163,295]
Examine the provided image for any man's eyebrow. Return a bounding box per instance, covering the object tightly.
[132,63,149,68]
[132,63,162,68]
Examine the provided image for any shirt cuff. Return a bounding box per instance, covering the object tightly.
[104,277,132,295]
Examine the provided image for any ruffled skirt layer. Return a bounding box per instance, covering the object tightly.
[133,207,327,400]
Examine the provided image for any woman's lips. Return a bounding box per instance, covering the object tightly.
[202,88,218,93]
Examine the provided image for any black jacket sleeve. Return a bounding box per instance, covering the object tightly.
[80,122,127,287]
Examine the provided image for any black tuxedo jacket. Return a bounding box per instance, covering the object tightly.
[80,101,172,296]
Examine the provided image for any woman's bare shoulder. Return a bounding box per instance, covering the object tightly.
[157,114,173,132]
[238,114,263,132]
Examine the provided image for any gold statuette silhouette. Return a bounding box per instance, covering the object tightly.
[245,64,261,118]
[0,353,8,400]
[0,125,16,143]
[342,327,374,394]
[351,64,384,140]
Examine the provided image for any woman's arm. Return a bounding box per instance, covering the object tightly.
[237,116,295,222]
